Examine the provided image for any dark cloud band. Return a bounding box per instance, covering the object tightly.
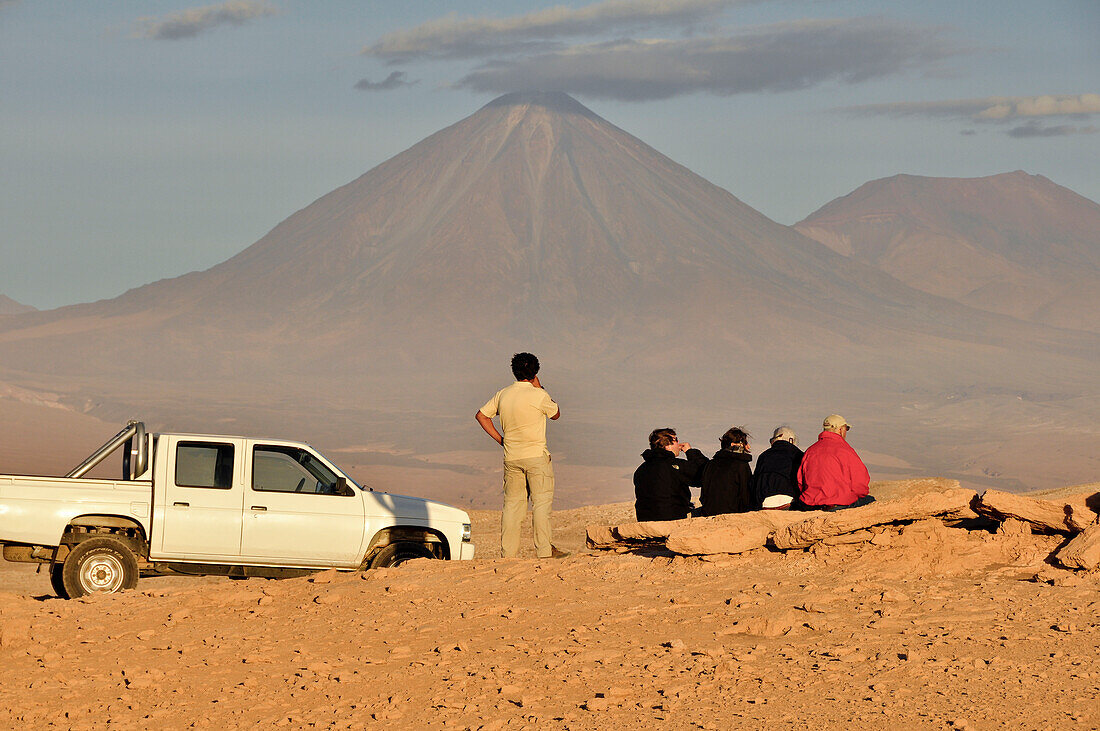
[453,18,959,101]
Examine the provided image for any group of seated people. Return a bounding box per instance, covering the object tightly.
[633,414,875,522]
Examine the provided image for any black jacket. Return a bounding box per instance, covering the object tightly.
[699,448,754,516]
[752,439,804,507]
[633,448,708,522]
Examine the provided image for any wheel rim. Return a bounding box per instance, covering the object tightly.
[80,553,125,593]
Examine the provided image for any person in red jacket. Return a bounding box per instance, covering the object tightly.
[795,414,875,511]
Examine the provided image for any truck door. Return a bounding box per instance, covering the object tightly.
[156,437,244,558]
[239,442,365,566]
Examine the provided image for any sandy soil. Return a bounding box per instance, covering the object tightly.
[2,498,1098,729]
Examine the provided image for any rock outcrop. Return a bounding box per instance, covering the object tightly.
[588,485,1100,572]
[974,489,1077,534]
[1055,524,1100,570]
[769,489,978,550]
[664,512,808,556]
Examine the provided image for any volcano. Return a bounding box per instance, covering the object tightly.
[1,94,1097,503]
[795,171,1100,332]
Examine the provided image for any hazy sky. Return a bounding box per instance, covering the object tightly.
[2,0,1097,309]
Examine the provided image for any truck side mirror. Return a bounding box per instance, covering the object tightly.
[336,476,354,496]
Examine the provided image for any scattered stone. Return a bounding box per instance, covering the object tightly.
[997,518,1032,537]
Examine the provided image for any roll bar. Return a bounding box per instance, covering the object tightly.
[66,420,148,480]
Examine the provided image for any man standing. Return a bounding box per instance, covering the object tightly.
[796,414,874,511]
[476,353,565,559]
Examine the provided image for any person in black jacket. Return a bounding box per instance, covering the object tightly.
[752,426,804,510]
[699,427,754,516]
[633,428,708,522]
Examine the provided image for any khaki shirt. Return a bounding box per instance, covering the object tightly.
[480,381,559,462]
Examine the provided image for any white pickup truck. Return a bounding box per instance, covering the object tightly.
[0,421,474,598]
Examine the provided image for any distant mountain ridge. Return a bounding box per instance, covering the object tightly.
[795,171,1100,332]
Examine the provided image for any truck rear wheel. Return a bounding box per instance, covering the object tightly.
[61,537,139,598]
[370,541,435,568]
[49,563,69,599]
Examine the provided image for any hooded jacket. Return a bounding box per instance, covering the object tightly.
[796,430,870,507]
[752,439,804,507]
[699,448,754,516]
[633,447,708,522]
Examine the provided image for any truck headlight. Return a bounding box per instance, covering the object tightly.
[462,523,472,542]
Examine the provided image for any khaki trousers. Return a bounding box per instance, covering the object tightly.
[501,454,554,558]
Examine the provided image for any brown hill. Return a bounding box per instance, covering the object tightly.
[0,295,34,316]
[795,171,1100,332]
[0,96,1097,502]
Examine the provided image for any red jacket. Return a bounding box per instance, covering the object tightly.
[796,431,870,507]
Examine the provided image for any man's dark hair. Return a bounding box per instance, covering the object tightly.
[511,352,540,381]
[649,428,677,450]
[720,427,750,450]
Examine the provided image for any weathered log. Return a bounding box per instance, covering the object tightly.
[769,488,979,550]
[664,511,807,556]
[1055,524,1100,571]
[975,489,1075,534]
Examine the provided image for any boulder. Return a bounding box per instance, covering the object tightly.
[585,525,619,549]
[612,521,679,541]
[664,511,807,556]
[586,518,681,550]
[1055,524,1100,571]
[1064,493,1100,532]
[975,489,1075,534]
[769,488,978,550]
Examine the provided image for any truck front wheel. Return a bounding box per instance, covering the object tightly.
[370,541,435,568]
[61,537,139,598]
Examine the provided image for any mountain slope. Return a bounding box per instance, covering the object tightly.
[0,295,35,316]
[795,171,1100,331]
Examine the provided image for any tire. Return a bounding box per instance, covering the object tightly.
[61,537,140,598]
[49,563,69,599]
[369,541,436,569]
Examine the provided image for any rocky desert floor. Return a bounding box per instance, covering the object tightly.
[2,497,1099,730]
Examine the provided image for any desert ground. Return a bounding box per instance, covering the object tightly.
[2,483,1099,730]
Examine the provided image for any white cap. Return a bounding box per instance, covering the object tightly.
[762,494,794,509]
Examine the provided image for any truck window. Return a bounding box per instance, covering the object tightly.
[176,442,235,489]
[252,445,342,495]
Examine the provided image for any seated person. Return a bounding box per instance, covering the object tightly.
[795,414,875,511]
[633,428,708,522]
[752,426,803,510]
[699,427,754,516]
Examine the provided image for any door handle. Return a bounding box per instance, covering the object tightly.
[173,502,189,507]
[250,506,267,511]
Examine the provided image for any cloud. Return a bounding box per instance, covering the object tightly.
[1007,121,1099,138]
[354,71,416,92]
[845,93,1100,138]
[362,0,747,62]
[133,0,276,41]
[453,18,959,101]
[845,93,1100,121]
